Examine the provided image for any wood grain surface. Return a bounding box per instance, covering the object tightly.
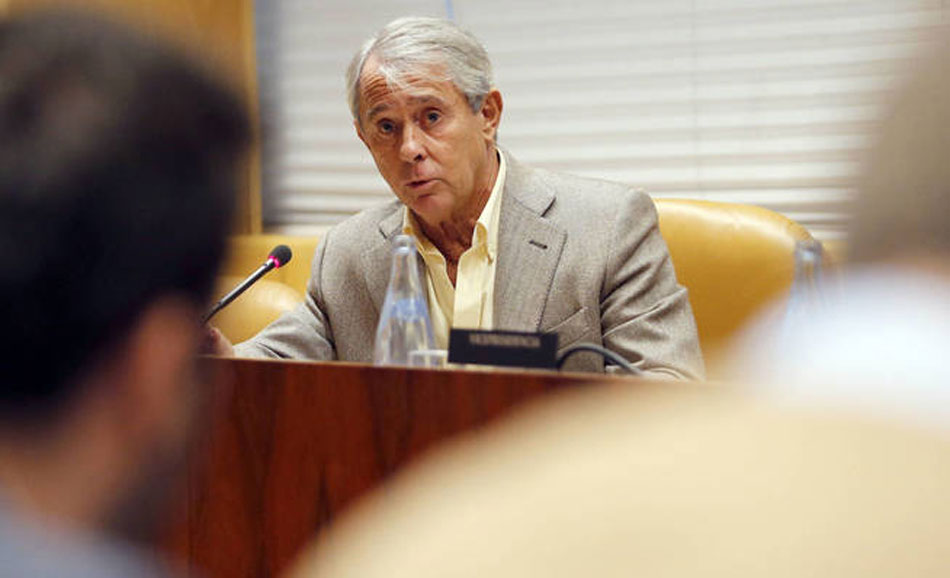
[162,358,628,577]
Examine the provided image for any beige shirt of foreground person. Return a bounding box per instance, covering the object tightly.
[403,151,506,349]
[288,383,950,578]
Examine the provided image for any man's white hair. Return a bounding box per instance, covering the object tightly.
[346,17,493,123]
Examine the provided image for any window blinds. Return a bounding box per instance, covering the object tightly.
[255,0,950,240]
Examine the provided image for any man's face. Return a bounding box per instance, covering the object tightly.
[355,57,501,227]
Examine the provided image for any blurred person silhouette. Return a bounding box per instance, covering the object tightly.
[728,39,950,430]
[283,35,950,578]
[0,10,248,577]
[287,383,950,578]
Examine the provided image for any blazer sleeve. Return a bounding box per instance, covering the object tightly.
[233,231,337,360]
[600,192,705,380]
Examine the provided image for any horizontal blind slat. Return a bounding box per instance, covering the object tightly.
[256,0,949,240]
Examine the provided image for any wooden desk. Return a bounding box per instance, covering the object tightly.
[163,358,627,577]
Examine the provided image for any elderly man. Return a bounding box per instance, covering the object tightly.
[0,11,248,576]
[228,17,703,378]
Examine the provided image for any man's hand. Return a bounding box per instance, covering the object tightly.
[203,326,235,356]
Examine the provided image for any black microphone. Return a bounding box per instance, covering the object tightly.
[203,245,292,323]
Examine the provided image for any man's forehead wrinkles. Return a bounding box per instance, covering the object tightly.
[360,73,394,118]
[364,91,450,121]
[359,60,460,118]
[407,94,445,105]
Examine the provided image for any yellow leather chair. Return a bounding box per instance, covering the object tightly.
[212,234,319,343]
[221,234,319,294]
[211,276,303,343]
[654,199,816,377]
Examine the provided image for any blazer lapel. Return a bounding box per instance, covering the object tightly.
[361,207,404,316]
[493,154,566,332]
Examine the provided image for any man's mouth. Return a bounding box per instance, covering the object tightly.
[407,179,433,190]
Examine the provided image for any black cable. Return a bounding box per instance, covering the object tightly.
[556,343,641,375]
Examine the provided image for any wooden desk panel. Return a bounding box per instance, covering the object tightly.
[165,359,623,577]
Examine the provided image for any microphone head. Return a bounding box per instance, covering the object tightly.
[267,244,293,269]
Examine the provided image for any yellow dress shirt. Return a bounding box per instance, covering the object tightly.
[403,151,506,349]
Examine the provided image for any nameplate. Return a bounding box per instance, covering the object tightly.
[448,328,557,369]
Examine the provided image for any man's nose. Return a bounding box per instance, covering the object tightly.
[399,123,425,163]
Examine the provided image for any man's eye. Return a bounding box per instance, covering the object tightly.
[425,111,441,124]
[378,121,395,134]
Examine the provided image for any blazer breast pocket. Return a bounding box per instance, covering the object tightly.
[542,306,594,351]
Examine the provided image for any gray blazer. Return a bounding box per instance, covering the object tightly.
[237,153,704,379]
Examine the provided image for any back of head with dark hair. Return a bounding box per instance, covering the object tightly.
[0,11,249,420]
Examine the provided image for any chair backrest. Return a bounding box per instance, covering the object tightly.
[212,275,304,343]
[654,199,815,376]
[214,234,319,343]
[222,234,320,295]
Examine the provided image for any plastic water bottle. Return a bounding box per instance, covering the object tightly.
[373,235,435,366]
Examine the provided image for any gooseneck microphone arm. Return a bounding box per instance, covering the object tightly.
[203,245,292,324]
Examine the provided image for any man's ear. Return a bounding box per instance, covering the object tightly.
[480,89,503,140]
[109,297,200,451]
